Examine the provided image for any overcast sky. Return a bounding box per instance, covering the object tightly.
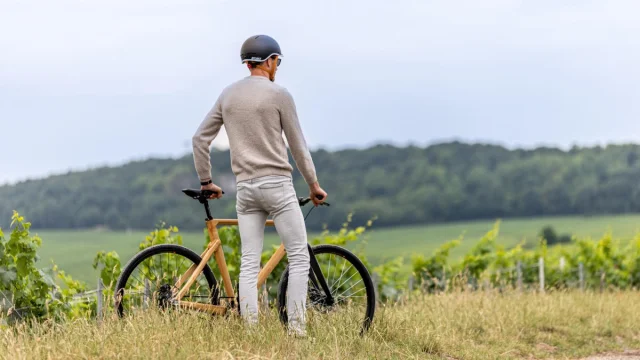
[1,0,639,184]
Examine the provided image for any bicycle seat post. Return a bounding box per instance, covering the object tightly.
[200,198,214,221]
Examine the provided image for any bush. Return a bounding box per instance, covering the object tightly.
[539,225,572,245]
[405,221,640,293]
[0,212,86,324]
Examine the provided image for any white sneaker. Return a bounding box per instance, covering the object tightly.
[287,325,307,338]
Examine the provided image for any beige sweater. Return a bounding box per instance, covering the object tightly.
[192,76,318,185]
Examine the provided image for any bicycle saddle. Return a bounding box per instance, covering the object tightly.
[182,189,223,203]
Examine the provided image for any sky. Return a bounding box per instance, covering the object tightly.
[1,0,639,184]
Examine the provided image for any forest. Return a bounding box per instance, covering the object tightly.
[2,141,640,231]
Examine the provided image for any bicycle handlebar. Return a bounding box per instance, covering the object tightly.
[182,187,329,221]
[298,196,330,207]
[183,189,328,207]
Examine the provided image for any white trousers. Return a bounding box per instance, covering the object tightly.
[235,175,309,334]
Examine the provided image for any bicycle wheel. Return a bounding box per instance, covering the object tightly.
[115,244,219,317]
[277,244,376,334]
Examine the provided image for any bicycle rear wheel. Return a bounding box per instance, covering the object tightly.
[114,244,219,317]
[277,244,376,334]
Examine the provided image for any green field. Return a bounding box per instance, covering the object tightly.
[30,214,640,285]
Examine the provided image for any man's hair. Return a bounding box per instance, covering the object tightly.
[246,55,277,69]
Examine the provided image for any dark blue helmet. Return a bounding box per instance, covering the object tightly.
[240,35,282,63]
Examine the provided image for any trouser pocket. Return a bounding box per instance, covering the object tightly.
[236,183,255,213]
[258,181,285,208]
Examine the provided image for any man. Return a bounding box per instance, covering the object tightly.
[191,34,327,337]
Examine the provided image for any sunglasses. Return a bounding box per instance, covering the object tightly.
[274,57,282,67]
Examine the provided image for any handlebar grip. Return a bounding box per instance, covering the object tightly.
[298,197,330,206]
[202,190,225,198]
[315,194,329,205]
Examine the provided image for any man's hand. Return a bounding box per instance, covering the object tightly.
[201,182,223,199]
[309,182,328,207]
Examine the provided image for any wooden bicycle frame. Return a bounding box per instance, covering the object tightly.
[175,218,284,314]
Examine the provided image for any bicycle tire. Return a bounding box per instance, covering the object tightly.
[115,244,219,317]
[277,244,376,334]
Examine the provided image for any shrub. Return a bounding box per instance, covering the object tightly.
[0,212,86,323]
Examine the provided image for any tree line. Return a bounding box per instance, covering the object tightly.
[2,141,640,231]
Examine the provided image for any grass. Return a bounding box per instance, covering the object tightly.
[2,290,640,359]
[29,214,640,285]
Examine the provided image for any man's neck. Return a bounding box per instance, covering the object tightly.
[249,68,270,79]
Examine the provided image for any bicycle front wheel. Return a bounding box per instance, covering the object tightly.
[114,244,219,317]
[277,244,376,334]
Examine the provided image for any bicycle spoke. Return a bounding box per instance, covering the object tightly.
[341,286,366,298]
[331,254,345,287]
[336,294,366,299]
[331,260,351,292]
[155,257,162,283]
[332,268,357,295]
[309,277,321,292]
[130,273,147,293]
[326,254,333,291]
[335,279,363,299]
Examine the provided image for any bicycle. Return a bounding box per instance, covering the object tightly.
[114,188,376,334]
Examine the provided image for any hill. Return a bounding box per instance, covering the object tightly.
[3,141,640,230]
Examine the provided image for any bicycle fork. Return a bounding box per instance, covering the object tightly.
[307,244,335,306]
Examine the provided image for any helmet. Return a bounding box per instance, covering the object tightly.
[240,35,282,63]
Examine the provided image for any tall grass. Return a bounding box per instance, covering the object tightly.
[2,290,640,359]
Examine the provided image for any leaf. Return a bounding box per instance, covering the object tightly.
[39,269,56,287]
[0,268,17,285]
[16,254,31,277]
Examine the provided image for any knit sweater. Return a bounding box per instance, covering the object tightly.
[192,76,318,185]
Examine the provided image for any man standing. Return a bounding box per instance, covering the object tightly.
[191,35,327,337]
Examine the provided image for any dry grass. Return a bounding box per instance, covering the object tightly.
[2,290,640,359]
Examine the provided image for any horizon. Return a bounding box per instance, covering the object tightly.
[3,138,640,186]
